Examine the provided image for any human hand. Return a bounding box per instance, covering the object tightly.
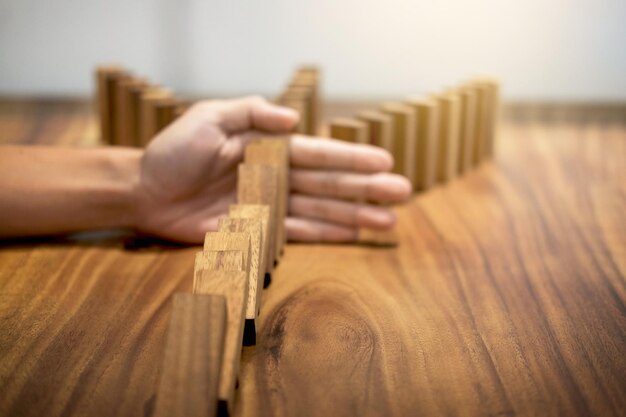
[134,96,411,243]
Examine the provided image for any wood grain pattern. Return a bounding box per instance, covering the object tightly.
[228,204,271,276]
[153,293,226,417]
[237,164,279,266]
[1,99,625,417]
[194,269,248,416]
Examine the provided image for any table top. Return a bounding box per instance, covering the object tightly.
[0,99,625,417]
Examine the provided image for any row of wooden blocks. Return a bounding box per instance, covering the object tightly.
[96,66,185,147]
[275,66,321,135]
[152,139,289,417]
[328,79,500,191]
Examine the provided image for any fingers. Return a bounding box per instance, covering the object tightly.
[191,96,299,134]
[289,194,396,229]
[291,169,412,204]
[285,217,358,242]
[290,135,393,173]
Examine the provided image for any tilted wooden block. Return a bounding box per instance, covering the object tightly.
[237,164,279,267]
[456,87,477,174]
[193,250,245,290]
[244,139,289,256]
[380,102,416,181]
[329,118,369,144]
[193,268,248,417]
[115,77,148,147]
[139,87,172,147]
[228,204,272,286]
[356,110,394,154]
[153,293,226,417]
[432,93,461,182]
[218,218,264,319]
[405,98,439,191]
[95,65,128,145]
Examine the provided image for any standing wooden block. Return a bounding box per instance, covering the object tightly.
[153,293,226,417]
[481,79,500,158]
[381,102,416,182]
[193,269,248,417]
[194,250,245,284]
[139,87,172,147]
[244,139,289,256]
[237,164,279,267]
[469,81,490,164]
[289,70,319,135]
[229,204,272,287]
[404,98,439,191]
[329,118,369,144]
[218,218,264,320]
[278,88,311,134]
[431,93,461,183]
[115,77,148,147]
[95,66,127,145]
[457,87,477,173]
[356,110,394,154]
[155,98,179,133]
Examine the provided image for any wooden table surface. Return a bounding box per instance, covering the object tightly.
[0,99,625,417]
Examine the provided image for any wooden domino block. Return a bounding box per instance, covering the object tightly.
[278,88,311,134]
[237,164,279,267]
[468,81,489,164]
[456,87,477,173]
[405,98,438,191]
[431,93,461,182]
[329,118,368,144]
[481,78,500,158]
[115,77,148,147]
[95,65,128,145]
[155,98,179,133]
[139,87,172,147]
[228,204,272,287]
[194,250,245,286]
[193,268,248,417]
[289,69,319,135]
[244,140,289,256]
[218,218,264,319]
[380,102,416,182]
[201,232,257,345]
[356,110,394,154]
[153,293,226,417]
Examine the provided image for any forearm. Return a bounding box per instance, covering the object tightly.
[0,146,142,238]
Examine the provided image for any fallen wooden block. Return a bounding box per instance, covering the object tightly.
[229,204,272,287]
[193,268,248,417]
[237,164,279,268]
[456,86,477,173]
[218,218,264,330]
[380,102,416,181]
[139,87,172,147]
[201,232,256,346]
[153,293,226,417]
[244,140,289,258]
[95,65,128,145]
[356,110,394,154]
[404,98,439,191]
[432,93,461,182]
[328,118,369,144]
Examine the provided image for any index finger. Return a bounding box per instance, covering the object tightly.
[289,135,393,173]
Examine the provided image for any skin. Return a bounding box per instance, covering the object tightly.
[0,96,412,243]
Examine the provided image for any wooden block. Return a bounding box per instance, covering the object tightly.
[468,81,490,164]
[244,140,289,256]
[139,87,172,147]
[193,250,245,289]
[329,118,368,144]
[237,164,279,267]
[480,78,500,158]
[432,93,461,182]
[404,98,439,191]
[153,293,226,417]
[279,88,311,134]
[193,269,248,416]
[289,69,319,135]
[229,204,272,286]
[95,66,127,145]
[276,92,307,134]
[155,98,179,133]
[456,87,477,173]
[356,110,394,154]
[115,77,148,147]
[380,102,416,182]
[218,218,264,319]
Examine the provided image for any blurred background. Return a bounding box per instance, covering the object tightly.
[0,0,625,101]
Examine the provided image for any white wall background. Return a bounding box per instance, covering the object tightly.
[1,0,625,101]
